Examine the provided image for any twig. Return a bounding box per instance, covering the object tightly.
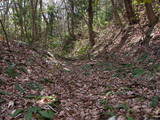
[47,105,57,113]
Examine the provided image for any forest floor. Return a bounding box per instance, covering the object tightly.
[0,24,160,120]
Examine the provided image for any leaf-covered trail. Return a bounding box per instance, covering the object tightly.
[0,41,113,120]
[54,60,108,120]
[0,40,159,120]
[53,58,160,120]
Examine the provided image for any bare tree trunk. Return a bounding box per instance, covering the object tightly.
[67,13,71,36]
[39,0,42,40]
[17,1,25,40]
[123,0,138,25]
[12,0,28,41]
[88,0,95,46]
[69,0,75,39]
[39,0,49,49]
[30,0,38,43]
[111,0,122,26]
[0,19,11,52]
[145,3,158,26]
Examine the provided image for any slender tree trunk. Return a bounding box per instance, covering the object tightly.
[39,0,42,40]
[70,0,75,39]
[13,0,28,41]
[88,0,95,46]
[30,0,38,43]
[48,13,54,36]
[111,0,122,26]
[39,0,50,49]
[145,3,158,26]
[123,0,138,24]
[19,0,25,40]
[0,19,11,52]
[67,12,71,36]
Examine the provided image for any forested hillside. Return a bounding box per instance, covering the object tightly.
[0,0,160,120]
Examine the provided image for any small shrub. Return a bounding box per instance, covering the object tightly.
[6,64,19,78]
[150,96,160,108]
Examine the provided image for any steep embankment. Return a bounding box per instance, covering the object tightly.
[91,23,160,59]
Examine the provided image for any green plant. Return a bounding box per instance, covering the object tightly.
[0,90,12,95]
[11,109,24,118]
[121,63,134,68]
[137,53,149,62]
[50,38,62,49]
[83,72,91,76]
[15,84,25,94]
[26,82,43,90]
[25,106,55,120]
[127,116,134,120]
[24,94,41,99]
[0,79,6,86]
[5,64,19,78]
[132,68,146,78]
[40,78,54,84]
[19,66,28,73]
[77,46,90,55]
[104,63,114,71]
[152,64,160,72]
[116,104,129,111]
[24,106,41,120]
[39,110,55,119]
[0,98,6,104]
[11,106,56,120]
[150,96,160,108]
[100,99,108,105]
[104,105,114,111]
[81,64,94,71]
[112,73,126,79]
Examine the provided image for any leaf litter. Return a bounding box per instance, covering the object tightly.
[0,38,160,120]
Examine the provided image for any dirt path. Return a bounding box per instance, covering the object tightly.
[52,59,160,120]
[54,61,109,120]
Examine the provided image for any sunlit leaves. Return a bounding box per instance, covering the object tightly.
[94,0,100,6]
[36,95,57,105]
[136,0,153,4]
[108,116,116,120]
